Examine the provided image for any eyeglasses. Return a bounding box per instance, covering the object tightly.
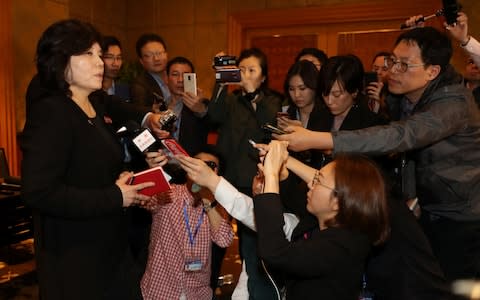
[311,170,337,193]
[385,57,425,73]
[103,55,122,62]
[203,160,217,170]
[142,51,167,59]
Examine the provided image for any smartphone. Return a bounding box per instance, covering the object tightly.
[442,0,460,25]
[364,71,378,86]
[183,73,197,96]
[276,112,290,118]
[262,124,286,135]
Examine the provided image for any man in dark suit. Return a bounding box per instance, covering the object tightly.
[101,36,130,101]
[130,34,170,112]
[165,56,209,156]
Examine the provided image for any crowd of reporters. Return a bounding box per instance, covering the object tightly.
[19,8,480,300]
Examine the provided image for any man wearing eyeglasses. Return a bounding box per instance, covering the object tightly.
[101,36,130,101]
[276,26,480,284]
[130,33,171,112]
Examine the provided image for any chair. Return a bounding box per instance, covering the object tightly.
[0,148,21,185]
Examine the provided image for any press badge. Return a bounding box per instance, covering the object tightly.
[185,259,203,272]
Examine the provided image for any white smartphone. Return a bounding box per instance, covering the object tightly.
[183,73,197,96]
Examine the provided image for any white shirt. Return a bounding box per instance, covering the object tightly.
[462,36,480,67]
[214,177,299,241]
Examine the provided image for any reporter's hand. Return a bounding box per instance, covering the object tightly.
[116,171,154,207]
[145,150,168,168]
[263,141,289,178]
[445,12,469,45]
[183,89,208,113]
[366,81,384,102]
[273,125,315,152]
[405,14,425,28]
[176,155,221,192]
[277,117,302,130]
[144,113,171,139]
[253,142,289,182]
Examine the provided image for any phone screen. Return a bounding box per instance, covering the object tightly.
[183,73,197,96]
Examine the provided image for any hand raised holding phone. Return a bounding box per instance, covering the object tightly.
[183,73,197,96]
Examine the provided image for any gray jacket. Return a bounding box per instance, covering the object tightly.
[333,65,480,221]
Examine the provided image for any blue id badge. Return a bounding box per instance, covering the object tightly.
[185,259,203,272]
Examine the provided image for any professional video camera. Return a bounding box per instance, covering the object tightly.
[213,55,241,83]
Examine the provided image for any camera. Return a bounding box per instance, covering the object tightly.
[213,55,237,67]
[442,0,460,25]
[213,55,241,83]
[158,109,177,132]
[215,68,241,83]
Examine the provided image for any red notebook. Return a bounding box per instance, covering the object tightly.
[129,166,171,196]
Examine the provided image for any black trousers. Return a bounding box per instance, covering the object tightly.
[420,212,480,282]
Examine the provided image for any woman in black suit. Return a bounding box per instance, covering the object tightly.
[21,19,154,300]
[254,141,390,299]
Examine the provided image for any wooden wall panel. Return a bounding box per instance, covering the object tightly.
[251,34,317,93]
[0,0,19,176]
[227,0,442,72]
[337,30,402,70]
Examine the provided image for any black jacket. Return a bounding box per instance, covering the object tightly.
[254,193,370,300]
[208,87,282,188]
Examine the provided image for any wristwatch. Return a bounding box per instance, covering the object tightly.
[202,200,217,212]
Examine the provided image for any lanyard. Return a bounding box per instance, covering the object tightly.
[183,203,204,246]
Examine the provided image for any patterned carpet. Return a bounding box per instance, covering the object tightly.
[0,236,240,300]
[0,239,38,300]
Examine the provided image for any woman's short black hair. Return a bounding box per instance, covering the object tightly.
[320,55,365,98]
[238,48,269,90]
[283,60,320,107]
[35,19,102,97]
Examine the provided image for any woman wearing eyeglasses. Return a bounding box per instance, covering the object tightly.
[140,148,233,300]
[253,141,390,300]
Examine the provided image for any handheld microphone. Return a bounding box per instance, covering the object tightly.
[116,120,142,137]
[117,121,161,153]
[399,0,461,29]
[400,10,443,29]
